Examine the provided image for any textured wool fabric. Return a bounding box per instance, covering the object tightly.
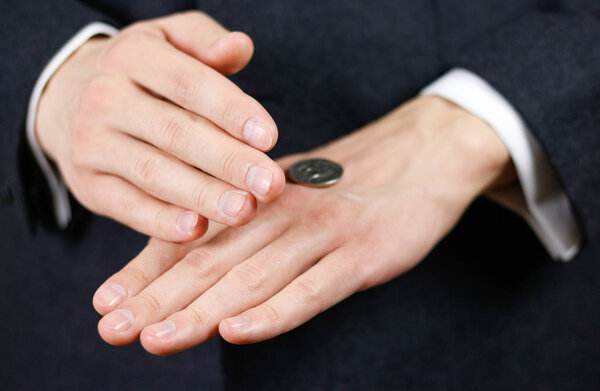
[1,1,599,390]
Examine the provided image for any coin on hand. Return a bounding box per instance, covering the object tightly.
[288,158,343,188]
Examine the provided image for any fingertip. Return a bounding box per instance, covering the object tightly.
[218,319,245,344]
[189,215,210,239]
[174,212,209,242]
[227,194,258,227]
[93,282,127,315]
[217,190,257,227]
[97,309,137,346]
[140,324,179,356]
[218,316,263,345]
[206,31,254,75]
[262,164,287,203]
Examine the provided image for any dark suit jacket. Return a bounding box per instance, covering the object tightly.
[1,1,599,390]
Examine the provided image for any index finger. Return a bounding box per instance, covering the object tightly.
[102,32,277,151]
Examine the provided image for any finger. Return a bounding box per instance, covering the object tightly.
[153,11,254,75]
[137,229,334,355]
[83,173,208,242]
[219,247,363,344]
[93,133,258,226]
[97,211,292,346]
[103,32,276,151]
[93,239,193,315]
[93,222,229,316]
[106,84,285,202]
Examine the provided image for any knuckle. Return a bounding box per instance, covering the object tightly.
[101,35,132,69]
[125,265,152,289]
[77,75,117,115]
[191,181,217,211]
[151,206,169,237]
[260,302,283,327]
[132,155,162,187]
[294,277,321,307]
[184,248,222,283]
[215,97,243,132]
[219,148,244,182]
[101,30,153,69]
[171,71,200,107]
[162,115,192,155]
[232,263,265,295]
[183,306,205,327]
[135,292,162,314]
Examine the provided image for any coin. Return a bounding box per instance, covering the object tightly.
[288,158,343,188]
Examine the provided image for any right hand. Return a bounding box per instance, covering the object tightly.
[36,11,286,241]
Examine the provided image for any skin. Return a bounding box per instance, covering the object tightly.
[92,95,516,356]
[36,12,286,242]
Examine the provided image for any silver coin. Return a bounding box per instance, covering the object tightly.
[288,158,343,188]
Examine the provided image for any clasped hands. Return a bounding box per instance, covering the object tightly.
[37,12,514,355]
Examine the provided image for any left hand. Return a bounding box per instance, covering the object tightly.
[92,96,515,355]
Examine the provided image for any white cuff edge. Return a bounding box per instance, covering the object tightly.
[26,22,118,229]
[420,68,583,262]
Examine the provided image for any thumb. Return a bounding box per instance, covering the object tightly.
[153,11,254,75]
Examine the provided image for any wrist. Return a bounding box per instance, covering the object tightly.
[36,37,110,161]
[407,96,516,203]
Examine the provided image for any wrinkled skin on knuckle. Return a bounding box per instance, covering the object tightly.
[134,292,162,315]
[133,155,163,188]
[171,71,202,108]
[184,247,222,283]
[294,277,322,309]
[219,148,246,182]
[232,263,266,296]
[260,302,283,328]
[214,96,245,133]
[191,181,215,211]
[161,115,193,156]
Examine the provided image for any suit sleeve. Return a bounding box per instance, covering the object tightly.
[451,1,600,249]
[0,1,119,234]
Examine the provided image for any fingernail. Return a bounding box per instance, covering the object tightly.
[246,166,272,198]
[209,32,237,51]
[177,211,199,234]
[224,315,250,331]
[243,119,273,150]
[219,191,247,218]
[145,319,176,339]
[96,283,126,307]
[103,309,134,332]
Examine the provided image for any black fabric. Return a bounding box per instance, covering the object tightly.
[1,1,599,390]
[453,7,600,244]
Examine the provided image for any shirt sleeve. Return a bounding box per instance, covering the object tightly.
[26,22,118,228]
[420,68,582,261]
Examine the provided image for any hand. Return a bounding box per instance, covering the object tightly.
[36,11,285,241]
[93,96,516,355]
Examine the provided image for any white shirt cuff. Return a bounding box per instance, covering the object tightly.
[26,22,118,229]
[420,68,582,261]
